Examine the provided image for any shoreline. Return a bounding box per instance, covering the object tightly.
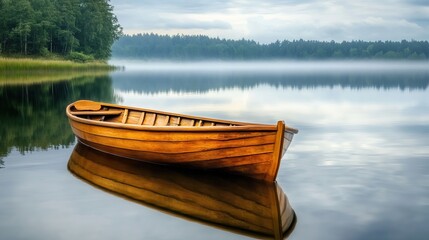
[0,57,118,71]
[0,57,121,85]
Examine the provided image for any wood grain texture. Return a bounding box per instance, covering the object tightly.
[68,143,296,239]
[66,100,298,181]
[73,100,102,111]
[70,110,122,116]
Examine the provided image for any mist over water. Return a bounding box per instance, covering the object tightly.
[110,59,429,73]
[110,60,429,94]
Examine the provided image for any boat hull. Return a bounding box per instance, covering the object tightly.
[66,100,296,181]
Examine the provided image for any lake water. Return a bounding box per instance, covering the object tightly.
[1,61,428,239]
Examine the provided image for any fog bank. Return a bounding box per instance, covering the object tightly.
[110,60,429,73]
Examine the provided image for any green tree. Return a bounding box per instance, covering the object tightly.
[30,0,58,55]
[77,0,122,59]
[0,0,121,60]
[54,0,80,54]
[7,0,34,55]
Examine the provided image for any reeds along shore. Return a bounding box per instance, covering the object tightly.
[0,71,112,86]
[0,57,116,71]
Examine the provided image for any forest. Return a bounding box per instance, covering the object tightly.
[0,0,122,60]
[112,33,429,60]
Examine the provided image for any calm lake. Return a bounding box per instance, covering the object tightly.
[1,61,428,239]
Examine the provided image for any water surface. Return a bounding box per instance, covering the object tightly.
[1,61,428,239]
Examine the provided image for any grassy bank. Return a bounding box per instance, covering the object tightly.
[0,70,112,86]
[0,57,117,71]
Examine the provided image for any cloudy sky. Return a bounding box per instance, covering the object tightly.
[110,0,429,43]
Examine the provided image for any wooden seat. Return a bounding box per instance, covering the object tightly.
[71,110,123,116]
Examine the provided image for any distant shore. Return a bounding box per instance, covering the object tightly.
[112,34,429,60]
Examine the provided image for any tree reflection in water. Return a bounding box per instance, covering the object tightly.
[0,74,118,160]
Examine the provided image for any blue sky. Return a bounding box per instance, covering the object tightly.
[110,0,429,43]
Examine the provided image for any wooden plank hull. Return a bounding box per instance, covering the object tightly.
[68,143,297,239]
[66,100,298,181]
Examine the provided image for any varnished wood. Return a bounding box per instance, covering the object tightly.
[73,100,102,111]
[70,110,123,116]
[268,121,286,181]
[67,143,297,239]
[164,115,170,126]
[151,113,157,125]
[121,109,129,124]
[137,112,145,125]
[66,100,298,181]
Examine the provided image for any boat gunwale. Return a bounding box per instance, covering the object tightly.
[66,101,298,133]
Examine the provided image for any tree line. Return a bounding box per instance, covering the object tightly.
[112,33,429,60]
[0,0,122,60]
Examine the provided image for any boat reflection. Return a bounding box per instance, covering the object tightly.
[68,143,297,239]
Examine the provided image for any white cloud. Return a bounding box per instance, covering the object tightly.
[111,0,429,42]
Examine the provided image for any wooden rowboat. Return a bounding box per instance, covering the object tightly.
[66,100,298,181]
[68,143,297,239]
